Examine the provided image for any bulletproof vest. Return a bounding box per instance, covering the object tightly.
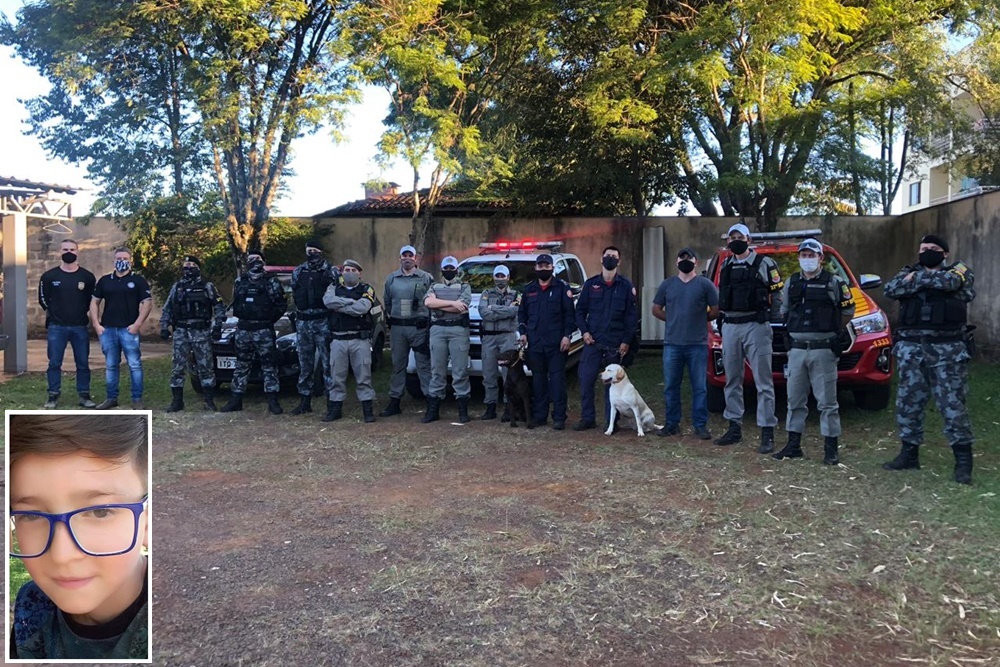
[328,283,374,333]
[898,288,967,331]
[387,272,430,319]
[233,277,276,321]
[174,280,214,323]
[429,281,465,321]
[293,265,332,312]
[786,272,840,333]
[480,288,518,333]
[719,255,769,313]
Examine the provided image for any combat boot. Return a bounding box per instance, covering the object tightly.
[421,397,441,424]
[952,444,973,485]
[772,431,803,460]
[44,392,59,409]
[481,402,497,420]
[823,436,840,465]
[759,426,775,454]
[266,392,283,415]
[457,397,470,424]
[291,395,312,415]
[714,420,742,446]
[203,387,217,411]
[362,400,376,423]
[379,396,402,417]
[220,393,243,413]
[322,399,343,422]
[166,387,185,413]
[883,442,920,471]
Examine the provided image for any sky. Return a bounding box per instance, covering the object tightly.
[0,0,424,218]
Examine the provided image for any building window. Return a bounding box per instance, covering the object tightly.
[909,182,922,206]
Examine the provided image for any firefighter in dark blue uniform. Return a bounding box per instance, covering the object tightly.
[517,253,577,430]
[574,246,639,431]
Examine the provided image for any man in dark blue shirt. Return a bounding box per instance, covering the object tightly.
[574,246,639,432]
[517,254,576,430]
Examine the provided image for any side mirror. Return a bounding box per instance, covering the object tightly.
[859,274,881,290]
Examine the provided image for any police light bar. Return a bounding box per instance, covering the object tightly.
[479,240,564,252]
[719,229,824,240]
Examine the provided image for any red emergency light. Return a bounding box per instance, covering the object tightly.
[479,240,563,255]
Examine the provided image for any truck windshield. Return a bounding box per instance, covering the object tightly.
[460,261,536,293]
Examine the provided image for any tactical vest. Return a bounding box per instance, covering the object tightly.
[897,289,967,331]
[233,277,276,322]
[719,255,770,314]
[293,265,332,316]
[430,281,469,325]
[480,288,519,333]
[328,283,374,334]
[386,271,431,322]
[786,272,840,333]
[174,280,214,326]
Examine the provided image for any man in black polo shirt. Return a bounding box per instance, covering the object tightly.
[38,238,98,409]
[89,247,154,409]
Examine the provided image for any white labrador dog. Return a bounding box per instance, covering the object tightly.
[601,363,661,437]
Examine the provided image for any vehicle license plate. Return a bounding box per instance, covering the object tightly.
[217,357,237,370]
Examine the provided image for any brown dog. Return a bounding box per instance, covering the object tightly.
[497,347,532,429]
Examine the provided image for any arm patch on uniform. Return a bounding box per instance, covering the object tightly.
[950,262,969,282]
[566,289,573,298]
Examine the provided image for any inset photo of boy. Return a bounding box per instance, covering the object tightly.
[5,411,151,662]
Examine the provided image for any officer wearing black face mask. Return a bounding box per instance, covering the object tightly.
[289,241,339,416]
[160,255,226,412]
[883,234,977,484]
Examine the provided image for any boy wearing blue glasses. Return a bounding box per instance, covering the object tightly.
[7,412,150,660]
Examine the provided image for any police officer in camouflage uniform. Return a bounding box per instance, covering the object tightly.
[772,239,855,464]
[883,234,976,484]
[322,259,377,423]
[423,255,473,423]
[220,250,288,415]
[478,264,520,421]
[289,241,338,416]
[379,245,434,417]
[160,255,226,412]
[714,223,783,452]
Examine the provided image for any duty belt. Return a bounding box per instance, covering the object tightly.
[296,311,328,321]
[896,333,965,344]
[175,320,210,330]
[237,319,272,331]
[790,339,835,350]
[389,316,428,328]
[330,331,370,340]
[432,316,469,327]
[723,313,764,324]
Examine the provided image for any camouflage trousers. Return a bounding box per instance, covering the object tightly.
[232,328,280,394]
[296,317,333,396]
[894,340,973,447]
[171,327,215,389]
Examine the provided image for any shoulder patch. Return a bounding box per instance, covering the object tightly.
[631,286,637,296]
[567,289,573,299]
[950,262,969,281]
[769,268,781,284]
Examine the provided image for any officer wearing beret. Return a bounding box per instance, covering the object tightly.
[160,255,226,412]
[323,259,378,422]
[883,234,976,484]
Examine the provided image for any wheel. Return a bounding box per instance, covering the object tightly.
[707,385,726,413]
[406,372,425,399]
[371,332,385,371]
[854,385,891,411]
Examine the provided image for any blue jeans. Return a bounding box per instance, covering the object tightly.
[46,325,91,395]
[663,344,709,429]
[100,328,143,401]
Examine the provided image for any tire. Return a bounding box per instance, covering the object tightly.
[406,372,425,399]
[371,332,385,371]
[707,385,726,413]
[854,385,891,411]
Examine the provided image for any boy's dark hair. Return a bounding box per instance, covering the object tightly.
[603,246,620,256]
[9,414,148,489]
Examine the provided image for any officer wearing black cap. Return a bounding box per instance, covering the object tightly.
[289,240,339,416]
[160,255,226,411]
[883,234,976,484]
[518,253,576,430]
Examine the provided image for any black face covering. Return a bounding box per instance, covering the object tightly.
[441,269,458,281]
[535,269,553,281]
[919,249,945,268]
[677,259,695,274]
[182,266,200,280]
[248,258,265,277]
[601,256,620,271]
[306,253,324,268]
[61,251,78,264]
[728,240,749,255]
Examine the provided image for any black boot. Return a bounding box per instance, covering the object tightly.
[44,392,60,409]
[362,400,376,423]
[379,396,402,417]
[500,403,510,423]
[481,402,497,420]
[953,444,973,484]
[220,393,244,413]
[291,395,312,415]
[166,387,185,413]
[714,420,742,446]
[421,397,440,423]
[823,436,840,465]
[883,442,920,470]
[203,387,217,411]
[322,399,343,422]
[772,431,803,460]
[266,392,283,415]
[758,426,775,454]
[458,397,470,424]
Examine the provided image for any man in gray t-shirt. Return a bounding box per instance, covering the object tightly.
[652,247,719,439]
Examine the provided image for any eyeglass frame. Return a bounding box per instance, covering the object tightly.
[9,496,149,559]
